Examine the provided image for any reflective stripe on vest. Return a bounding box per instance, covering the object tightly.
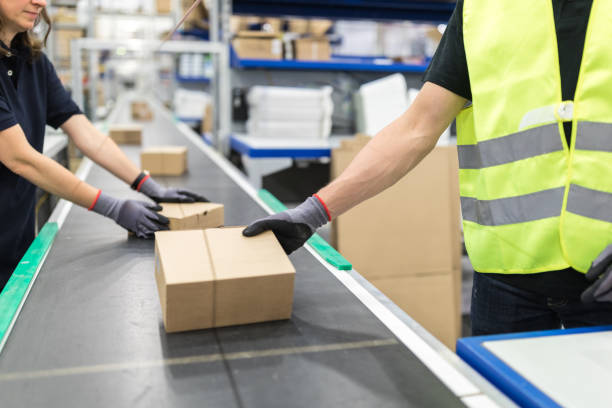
[461,187,564,226]
[567,184,612,223]
[458,124,563,169]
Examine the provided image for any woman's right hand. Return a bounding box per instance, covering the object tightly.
[91,192,169,238]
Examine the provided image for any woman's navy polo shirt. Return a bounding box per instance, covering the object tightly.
[0,41,81,289]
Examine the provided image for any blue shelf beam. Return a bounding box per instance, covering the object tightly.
[175,75,211,83]
[232,0,456,23]
[230,136,332,158]
[231,50,429,72]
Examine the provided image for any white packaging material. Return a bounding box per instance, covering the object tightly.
[333,21,381,56]
[173,88,209,119]
[357,73,409,136]
[248,99,333,122]
[247,118,332,139]
[247,86,333,110]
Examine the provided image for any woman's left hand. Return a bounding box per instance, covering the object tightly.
[139,176,208,203]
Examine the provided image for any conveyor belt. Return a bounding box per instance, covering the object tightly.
[0,96,501,407]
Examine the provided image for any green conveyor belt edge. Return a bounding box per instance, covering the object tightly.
[0,222,58,344]
[257,189,352,271]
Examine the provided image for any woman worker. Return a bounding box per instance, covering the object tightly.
[0,0,206,290]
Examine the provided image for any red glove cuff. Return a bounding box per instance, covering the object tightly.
[313,194,331,221]
[88,189,102,211]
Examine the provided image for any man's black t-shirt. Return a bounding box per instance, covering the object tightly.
[424,0,595,299]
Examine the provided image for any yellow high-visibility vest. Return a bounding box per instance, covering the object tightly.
[457,0,612,273]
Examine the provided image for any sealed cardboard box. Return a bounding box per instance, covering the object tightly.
[154,228,295,332]
[159,202,224,231]
[155,230,214,332]
[108,124,142,145]
[131,101,153,121]
[140,146,188,176]
[294,37,331,61]
[331,137,461,278]
[370,272,460,350]
[233,31,282,60]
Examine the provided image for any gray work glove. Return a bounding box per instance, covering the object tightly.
[581,244,612,303]
[242,196,329,254]
[139,176,208,203]
[92,192,169,239]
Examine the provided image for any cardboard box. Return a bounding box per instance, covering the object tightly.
[294,37,331,61]
[131,101,153,121]
[201,103,213,134]
[287,18,332,35]
[331,137,462,279]
[156,0,171,14]
[108,124,142,145]
[155,228,296,332]
[56,28,83,60]
[140,146,188,176]
[370,272,461,350]
[159,202,224,231]
[233,31,282,60]
[155,230,215,332]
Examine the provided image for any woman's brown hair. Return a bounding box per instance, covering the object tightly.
[0,7,51,60]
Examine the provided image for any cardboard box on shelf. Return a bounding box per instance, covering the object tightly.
[287,18,332,36]
[108,124,142,145]
[131,101,153,121]
[294,37,331,61]
[331,137,462,279]
[156,0,171,14]
[370,272,461,350]
[201,103,213,134]
[56,29,84,60]
[154,228,295,332]
[232,31,282,60]
[140,146,188,176]
[159,202,224,231]
[181,0,208,30]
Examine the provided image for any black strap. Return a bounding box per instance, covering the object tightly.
[131,171,148,190]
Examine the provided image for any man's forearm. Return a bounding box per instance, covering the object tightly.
[317,81,466,219]
[318,114,436,218]
[62,115,140,185]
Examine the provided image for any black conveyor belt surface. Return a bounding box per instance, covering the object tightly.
[0,100,464,407]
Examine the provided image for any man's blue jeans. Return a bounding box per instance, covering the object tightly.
[471,272,612,336]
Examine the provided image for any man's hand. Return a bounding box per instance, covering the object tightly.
[139,176,208,203]
[91,192,169,238]
[581,244,612,302]
[243,196,329,254]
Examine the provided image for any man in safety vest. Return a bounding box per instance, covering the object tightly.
[244,0,612,335]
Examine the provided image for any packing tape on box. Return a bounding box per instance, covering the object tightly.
[257,189,352,271]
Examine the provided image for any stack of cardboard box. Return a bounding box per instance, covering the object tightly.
[331,136,462,349]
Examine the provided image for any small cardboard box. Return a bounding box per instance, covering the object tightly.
[159,202,224,231]
[155,228,296,332]
[140,146,188,176]
[294,37,331,61]
[131,101,153,121]
[233,31,282,60]
[108,124,142,145]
